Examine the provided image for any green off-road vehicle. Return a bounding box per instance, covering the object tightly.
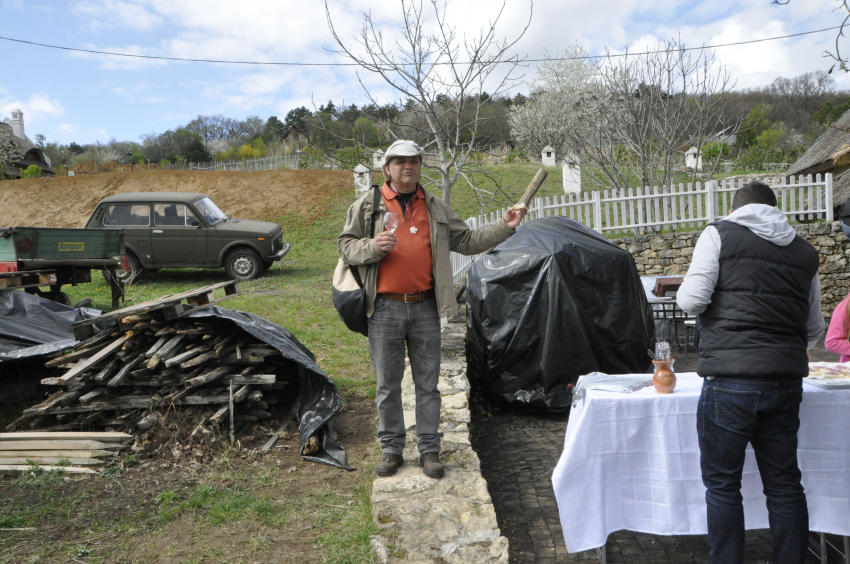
[85,192,290,283]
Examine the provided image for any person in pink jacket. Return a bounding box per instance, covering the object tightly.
[825,293,850,362]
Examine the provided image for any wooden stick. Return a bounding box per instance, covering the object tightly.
[179,350,216,369]
[164,345,211,368]
[45,340,110,368]
[0,431,130,442]
[210,405,229,425]
[92,358,120,383]
[57,335,129,384]
[107,355,144,388]
[184,366,231,388]
[0,465,97,476]
[145,335,169,358]
[454,168,548,299]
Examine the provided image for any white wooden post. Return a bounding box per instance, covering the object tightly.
[705,180,716,224]
[826,172,834,221]
[592,190,603,233]
[536,197,545,221]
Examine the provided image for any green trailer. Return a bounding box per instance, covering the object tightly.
[0,227,127,307]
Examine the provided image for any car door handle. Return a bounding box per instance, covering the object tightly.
[153,230,163,234]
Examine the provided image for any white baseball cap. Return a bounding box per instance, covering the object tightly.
[383,139,424,164]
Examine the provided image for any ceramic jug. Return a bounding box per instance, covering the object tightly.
[652,359,676,393]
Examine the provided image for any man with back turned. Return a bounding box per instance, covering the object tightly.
[677,180,824,564]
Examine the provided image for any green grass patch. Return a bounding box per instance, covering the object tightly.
[13,463,65,490]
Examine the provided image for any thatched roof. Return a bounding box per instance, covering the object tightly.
[785,108,850,177]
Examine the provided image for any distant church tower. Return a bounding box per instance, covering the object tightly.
[10,109,25,140]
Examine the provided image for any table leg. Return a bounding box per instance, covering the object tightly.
[596,542,607,564]
[821,532,827,562]
[844,535,849,563]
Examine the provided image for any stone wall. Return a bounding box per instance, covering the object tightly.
[615,221,850,321]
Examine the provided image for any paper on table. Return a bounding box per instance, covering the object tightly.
[571,372,654,407]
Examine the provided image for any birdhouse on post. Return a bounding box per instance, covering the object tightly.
[372,150,385,169]
[562,157,581,194]
[354,164,372,195]
[685,147,703,172]
[541,145,556,167]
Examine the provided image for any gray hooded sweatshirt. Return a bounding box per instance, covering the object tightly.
[677,203,824,349]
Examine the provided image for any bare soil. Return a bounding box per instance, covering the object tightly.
[0,396,377,564]
[0,169,353,228]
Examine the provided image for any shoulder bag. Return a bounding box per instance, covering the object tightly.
[332,185,381,336]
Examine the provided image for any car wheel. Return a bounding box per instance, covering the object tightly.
[225,248,262,281]
[103,252,142,284]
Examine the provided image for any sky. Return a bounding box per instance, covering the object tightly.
[0,0,848,145]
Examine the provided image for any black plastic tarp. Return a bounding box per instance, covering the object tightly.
[0,291,106,361]
[466,217,655,412]
[185,307,352,470]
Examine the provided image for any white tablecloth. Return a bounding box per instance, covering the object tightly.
[552,373,850,553]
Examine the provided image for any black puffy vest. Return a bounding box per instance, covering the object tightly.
[697,221,819,380]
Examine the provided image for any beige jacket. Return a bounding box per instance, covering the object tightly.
[338,186,515,318]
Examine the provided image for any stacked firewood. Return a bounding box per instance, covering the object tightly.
[6,314,294,435]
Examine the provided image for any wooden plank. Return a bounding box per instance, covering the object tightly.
[38,394,234,414]
[57,334,129,384]
[0,450,112,458]
[0,465,97,476]
[45,340,110,368]
[71,281,239,328]
[0,440,124,451]
[0,457,102,466]
[164,345,211,368]
[0,432,132,442]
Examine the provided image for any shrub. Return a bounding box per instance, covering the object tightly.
[21,165,42,179]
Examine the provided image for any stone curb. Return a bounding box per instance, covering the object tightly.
[369,309,509,564]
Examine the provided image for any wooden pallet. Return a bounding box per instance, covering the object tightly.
[0,269,56,290]
[71,281,240,339]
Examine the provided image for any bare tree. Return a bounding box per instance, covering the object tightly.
[773,1,850,71]
[326,0,531,205]
[516,40,739,191]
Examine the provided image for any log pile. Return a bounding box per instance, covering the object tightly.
[0,431,131,475]
[6,313,295,436]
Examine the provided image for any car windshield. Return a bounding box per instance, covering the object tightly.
[194,197,227,226]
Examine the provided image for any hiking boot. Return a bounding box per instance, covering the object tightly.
[375,453,404,476]
[420,452,445,479]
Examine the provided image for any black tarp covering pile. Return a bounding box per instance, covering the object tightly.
[466,217,655,412]
[185,307,351,470]
[0,291,106,361]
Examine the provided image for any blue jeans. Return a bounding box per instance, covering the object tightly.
[368,296,442,455]
[697,377,808,564]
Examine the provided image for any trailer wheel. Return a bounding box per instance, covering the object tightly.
[52,292,71,306]
[103,253,142,284]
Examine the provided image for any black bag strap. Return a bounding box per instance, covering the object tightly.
[351,185,382,290]
[368,184,381,237]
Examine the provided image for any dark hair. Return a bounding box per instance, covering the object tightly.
[732,181,777,210]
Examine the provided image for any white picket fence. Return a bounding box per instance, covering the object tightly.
[451,173,834,285]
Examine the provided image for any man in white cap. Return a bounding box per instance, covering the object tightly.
[338,139,527,478]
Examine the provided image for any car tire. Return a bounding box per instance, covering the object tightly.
[225,248,263,281]
[262,261,273,271]
[103,252,142,284]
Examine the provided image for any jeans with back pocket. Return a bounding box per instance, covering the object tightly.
[697,377,808,564]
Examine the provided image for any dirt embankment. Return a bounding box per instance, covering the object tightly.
[0,169,354,228]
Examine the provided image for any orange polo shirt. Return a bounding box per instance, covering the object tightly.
[376,182,434,294]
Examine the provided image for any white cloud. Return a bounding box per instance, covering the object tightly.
[69,43,168,70]
[0,92,66,125]
[72,0,163,32]
[57,123,78,135]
